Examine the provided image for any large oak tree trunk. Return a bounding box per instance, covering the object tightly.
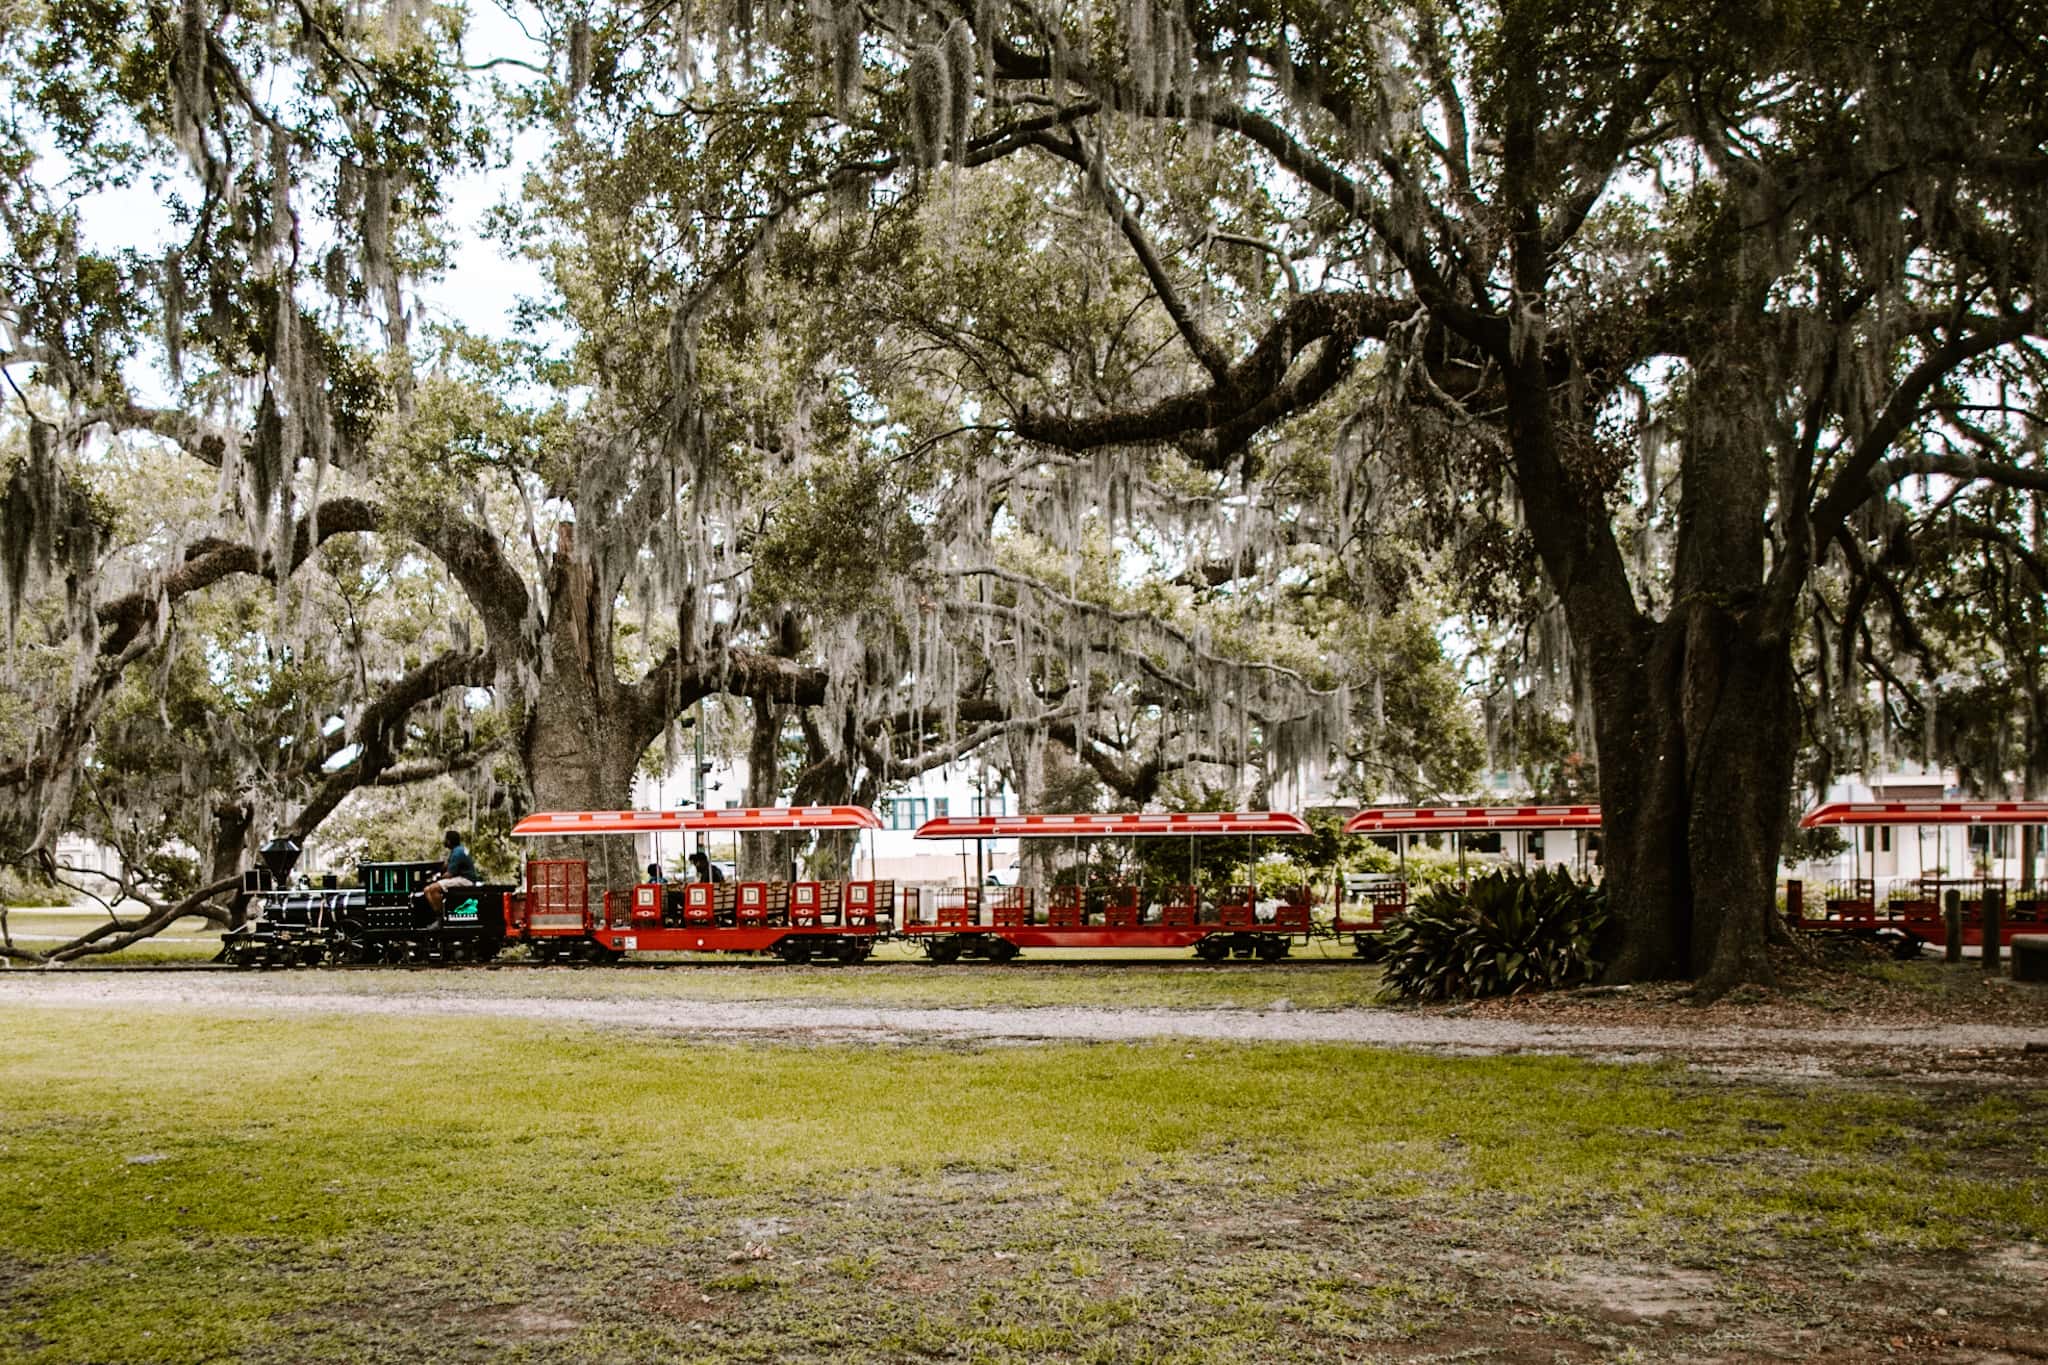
[1505,300,1794,995]
[741,698,793,880]
[519,526,655,889]
[1591,605,1796,994]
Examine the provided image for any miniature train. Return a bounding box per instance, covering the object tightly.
[218,808,1320,968]
[216,800,2047,968]
[218,840,895,968]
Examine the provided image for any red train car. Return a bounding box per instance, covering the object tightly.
[899,811,1314,962]
[508,806,897,963]
[1794,801,2048,951]
[1335,806,1602,956]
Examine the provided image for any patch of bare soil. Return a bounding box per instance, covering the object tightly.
[443,1302,586,1339]
[645,1278,726,1323]
[405,1171,2042,1365]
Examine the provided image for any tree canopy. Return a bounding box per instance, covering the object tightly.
[2,0,2041,986]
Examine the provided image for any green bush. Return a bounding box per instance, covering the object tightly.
[1379,867,1609,1001]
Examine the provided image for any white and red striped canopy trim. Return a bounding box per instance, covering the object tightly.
[1800,800,2048,829]
[513,806,881,837]
[1342,805,1601,834]
[913,812,1311,840]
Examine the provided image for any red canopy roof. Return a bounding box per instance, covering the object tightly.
[513,806,881,837]
[914,812,1311,840]
[1342,805,1601,834]
[1800,800,2048,829]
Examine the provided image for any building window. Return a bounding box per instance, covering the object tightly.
[1528,832,1545,860]
[1864,827,1892,853]
[886,798,927,831]
[933,797,950,818]
[972,794,1007,816]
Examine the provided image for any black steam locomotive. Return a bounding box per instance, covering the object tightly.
[217,838,515,965]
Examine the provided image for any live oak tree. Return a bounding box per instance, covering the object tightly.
[642,0,2041,991]
[0,0,1353,953]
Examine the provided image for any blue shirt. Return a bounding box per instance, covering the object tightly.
[445,843,480,881]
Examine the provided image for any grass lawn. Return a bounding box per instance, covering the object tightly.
[2,1006,2044,1362]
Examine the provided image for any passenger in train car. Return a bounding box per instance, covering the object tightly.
[689,848,726,883]
[423,829,480,912]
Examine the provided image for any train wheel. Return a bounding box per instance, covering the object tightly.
[924,937,964,964]
[835,939,869,965]
[1194,938,1229,962]
[1352,933,1389,963]
[985,939,1019,964]
[1255,937,1288,962]
[777,939,814,964]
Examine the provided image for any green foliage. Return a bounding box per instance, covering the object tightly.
[1783,822,1849,865]
[317,772,516,882]
[751,456,929,617]
[1380,868,1610,1002]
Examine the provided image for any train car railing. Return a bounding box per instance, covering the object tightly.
[524,859,592,935]
[1819,878,1877,922]
[935,885,980,926]
[1159,885,1199,927]
[989,885,1033,926]
[1336,881,1409,931]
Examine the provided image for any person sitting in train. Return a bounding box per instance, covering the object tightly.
[423,829,481,912]
[689,848,725,883]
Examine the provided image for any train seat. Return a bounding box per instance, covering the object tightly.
[1160,886,1198,927]
[735,882,770,924]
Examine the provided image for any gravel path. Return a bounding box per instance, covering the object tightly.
[7,974,2047,1078]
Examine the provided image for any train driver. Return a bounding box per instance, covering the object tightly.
[424,829,481,912]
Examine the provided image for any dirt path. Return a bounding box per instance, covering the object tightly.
[7,972,2047,1081]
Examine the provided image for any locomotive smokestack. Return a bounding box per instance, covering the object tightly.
[259,836,302,885]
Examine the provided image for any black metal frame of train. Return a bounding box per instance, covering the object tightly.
[218,837,514,966]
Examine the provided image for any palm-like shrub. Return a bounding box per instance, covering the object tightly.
[1379,867,1609,1001]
